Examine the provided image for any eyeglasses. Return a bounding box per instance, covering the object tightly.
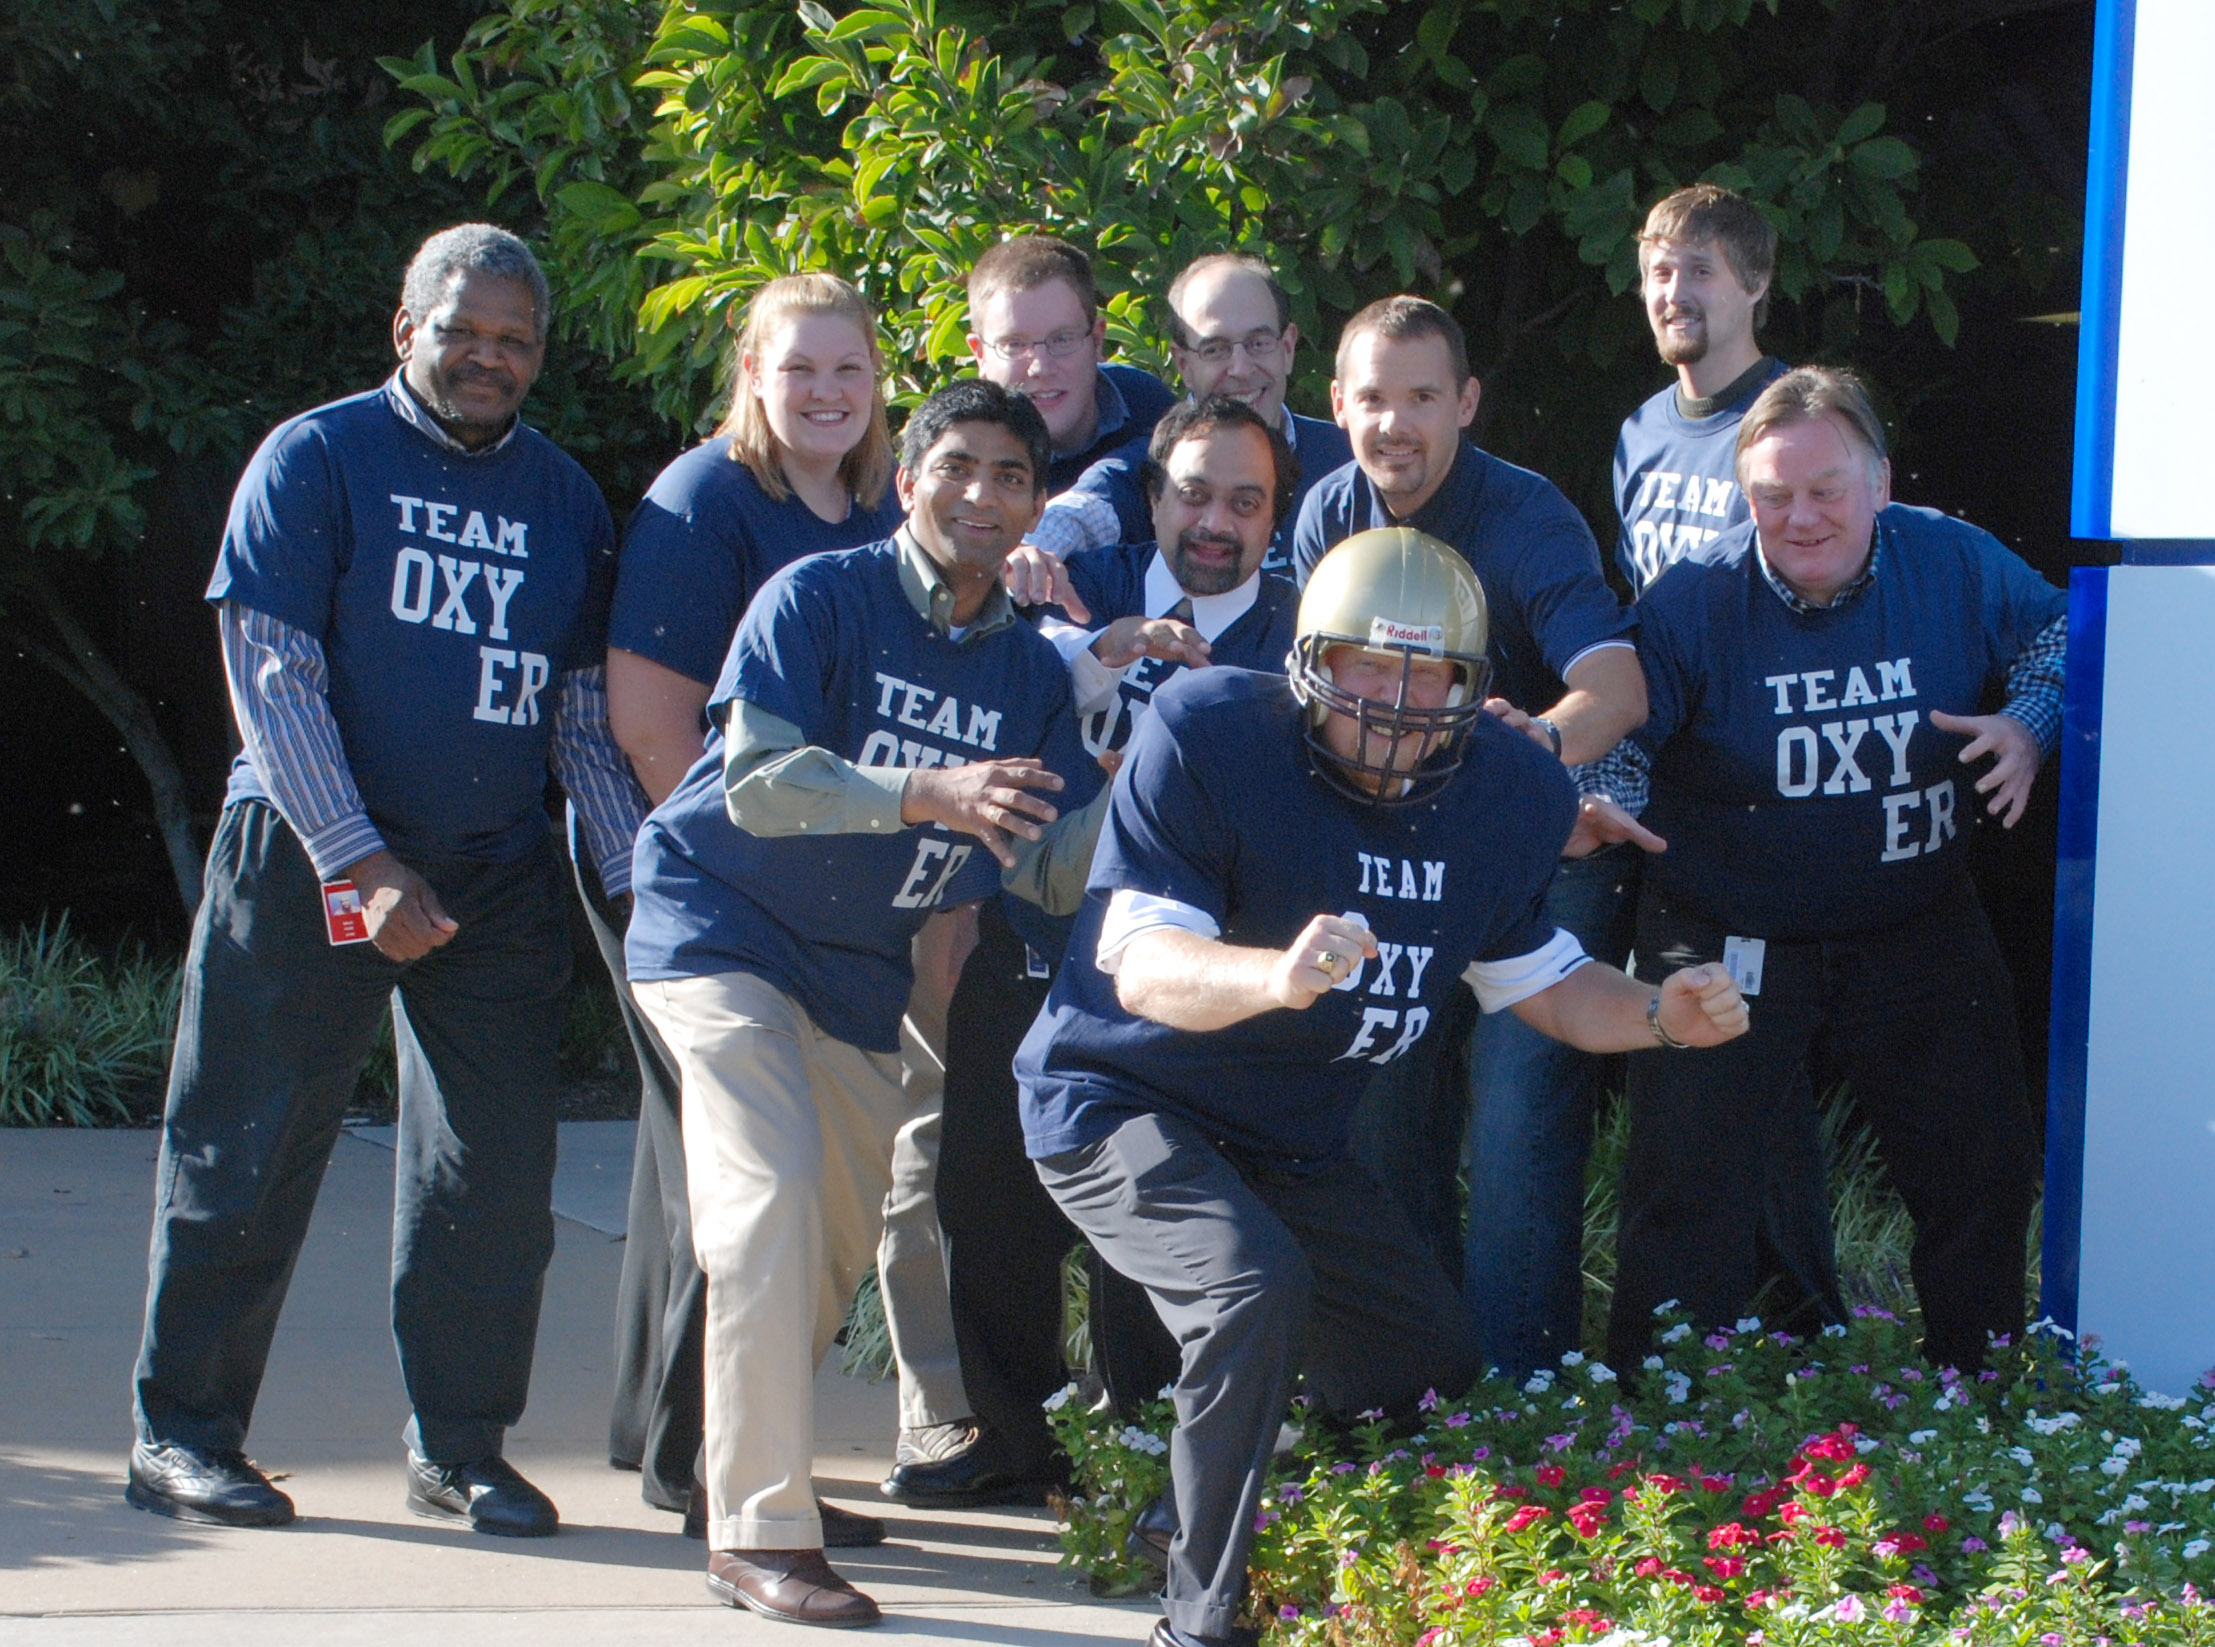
[982,327,1093,362]
[1182,329,1287,367]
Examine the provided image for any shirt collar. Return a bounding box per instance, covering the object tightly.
[1755,517,1885,614]
[894,526,1017,640]
[384,371,521,457]
[1278,404,1301,450]
[1059,368,1133,459]
[1142,547,1260,642]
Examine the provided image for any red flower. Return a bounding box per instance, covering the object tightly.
[1704,1555,1746,1580]
[1532,1632,1564,1647]
[1634,1558,1665,1579]
[1539,1568,1567,1585]
[1493,1485,1530,1501]
[1645,1473,1686,1495]
[1694,1584,1727,1603]
[1664,1568,1695,1587]
[1743,1489,1781,1518]
[1813,1525,1847,1550]
[1802,1475,1837,1499]
[1923,1513,1951,1534]
[1708,1522,1756,1549]
[1562,1608,1614,1632]
[1886,1583,1926,1603]
[1580,1486,1613,1504]
[1778,1502,1809,1525]
[1425,1465,1447,1478]
[1535,1464,1567,1488]
[1703,1476,1732,1493]
[1505,1505,1550,1534]
[1838,1463,1870,1488]
[1568,1508,1607,1539]
[1466,1576,1496,1597]
[1802,1434,1854,1462]
[1891,1530,1928,1553]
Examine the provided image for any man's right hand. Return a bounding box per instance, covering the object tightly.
[1001,543,1091,621]
[1266,913,1379,1010]
[342,849,460,962]
[1091,615,1210,672]
[900,760,1068,870]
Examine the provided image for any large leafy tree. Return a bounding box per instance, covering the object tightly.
[385,0,2079,520]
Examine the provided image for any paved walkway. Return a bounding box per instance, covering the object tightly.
[0,1126,1153,1644]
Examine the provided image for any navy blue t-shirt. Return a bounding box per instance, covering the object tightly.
[1612,359,1788,592]
[1290,441,1631,715]
[609,438,903,687]
[626,540,1101,1052]
[1065,409,1354,573]
[208,383,615,864]
[1016,668,1577,1170]
[1633,505,2068,940]
[1046,364,1177,494]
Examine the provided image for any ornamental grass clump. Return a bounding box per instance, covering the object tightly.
[1050,1310,2215,1645]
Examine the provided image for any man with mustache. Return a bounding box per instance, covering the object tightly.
[1288,297,1647,1379]
[886,397,1304,1508]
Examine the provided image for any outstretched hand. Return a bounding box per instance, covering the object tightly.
[1563,795,1667,860]
[1655,963,1748,1048]
[900,758,1067,869]
[1001,543,1091,622]
[1092,615,1211,672]
[1928,708,2040,828]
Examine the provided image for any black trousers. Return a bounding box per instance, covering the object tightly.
[1040,1113,1483,1640]
[572,827,703,1513]
[936,901,1076,1473]
[134,801,568,1463]
[1607,875,2037,1374]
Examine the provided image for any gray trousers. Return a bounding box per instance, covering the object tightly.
[1039,1112,1482,1639]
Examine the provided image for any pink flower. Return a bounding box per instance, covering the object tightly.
[1693,1584,1726,1603]
[1704,1555,1746,1580]
[1831,1594,1867,1624]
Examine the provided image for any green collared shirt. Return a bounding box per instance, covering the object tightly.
[721,528,1105,914]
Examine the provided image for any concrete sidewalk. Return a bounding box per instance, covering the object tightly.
[0,1126,1153,1644]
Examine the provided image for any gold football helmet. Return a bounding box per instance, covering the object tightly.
[1289,527,1492,804]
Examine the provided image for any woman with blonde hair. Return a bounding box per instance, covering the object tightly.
[592,272,902,1532]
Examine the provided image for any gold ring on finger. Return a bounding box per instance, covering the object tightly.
[1317,950,1340,971]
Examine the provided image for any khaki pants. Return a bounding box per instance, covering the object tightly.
[637,971,909,1552]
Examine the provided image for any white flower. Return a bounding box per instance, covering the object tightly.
[2021,1487,2045,1504]
[1158,1385,1177,1400]
[2009,1447,2037,1467]
[2101,1458,2131,1477]
[1963,1491,1995,1512]
[2114,1437,2145,1458]
[2122,1493,2151,1512]
[1524,1370,1555,1395]
[1822,1323,1848,1338]
[1560,1350,1587,1367]
[2187,1539,2213,1560]
[1644,1355,1665,1371]
[1651,1298,1682,1316]
[2141,1392,2189,1411]
[1910,1429,1939,1445]
[1854,1436,1881,1454]
[1735,1316,1762,1334]
[2190,1479,2214,1493]
[1978,1416,1993,1434]
[1664,1373,1692,1405]
[2027,1412,2083,1436]
[1042,1384,1076,1413]
[2029,1316,2077,1341]
[2097,1507,2123,1526]
[1660,1323,1692,1344]
[1587,1362,1618,1385]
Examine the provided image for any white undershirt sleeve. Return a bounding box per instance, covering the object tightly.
[1461,927,1593,1013]
[1095,889,1222,975]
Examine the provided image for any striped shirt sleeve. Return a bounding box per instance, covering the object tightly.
[552,665,649,898]
[219,603,386,879]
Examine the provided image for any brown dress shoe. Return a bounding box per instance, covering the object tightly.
[706,1549,881,1627]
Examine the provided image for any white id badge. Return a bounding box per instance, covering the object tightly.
[1722,935,1766,997]
[1331,911,1371,991]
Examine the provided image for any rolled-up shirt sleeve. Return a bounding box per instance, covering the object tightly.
[218,602,385,880]
[552,665,649,896]
[721,698,911,837]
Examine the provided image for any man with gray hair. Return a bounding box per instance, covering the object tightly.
[127,223,642,1536]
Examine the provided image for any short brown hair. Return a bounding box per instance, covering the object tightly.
[967,235,1098,324]
[1335,296,1471,387]
[1140,394,1301,530]
[1165,252,1291,349]
[1640,184,1777,329]
[1735,365,1889,486]
[716,273,894,509]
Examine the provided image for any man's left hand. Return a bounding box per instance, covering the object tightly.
[1563,795,1666,860]
[1092,615,1210,672]
[1483,697,1554,755]
[1927,709,2040,828]
[1656,964,1748,1048]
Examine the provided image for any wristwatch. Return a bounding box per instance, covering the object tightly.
[1532,716,1563,759]
[1647,995,1691,1050]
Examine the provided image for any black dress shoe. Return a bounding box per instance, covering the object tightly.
[683,1483,885,1548]
[879,1420,1063,1507]
[406,1453,559,1537]
[126,1441,295,1528]
[707,1549,881,1627]
[1126,1489,1176,1572]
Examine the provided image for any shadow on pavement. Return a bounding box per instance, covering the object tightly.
[0,1451,207,1569]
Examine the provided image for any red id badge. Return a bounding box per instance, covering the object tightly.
[321,880,371,945]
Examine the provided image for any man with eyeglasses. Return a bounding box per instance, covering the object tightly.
[966,235,1176,494]
[1025,252,1353,573]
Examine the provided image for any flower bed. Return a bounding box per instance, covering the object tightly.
[1049,1310,2215,1644]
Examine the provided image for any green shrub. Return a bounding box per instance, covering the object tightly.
[0,919,178,1126]
[1053,1313,2215,1644]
